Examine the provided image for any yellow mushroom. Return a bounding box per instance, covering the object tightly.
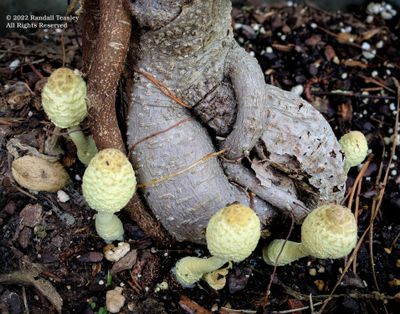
[174,204,260,287]
[263,204,357,266]
[42,67,97,166]
[82,149,136,242]
[339,131,368,173]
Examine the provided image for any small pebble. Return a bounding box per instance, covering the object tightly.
[333,56,340,64]
[366,15,374,23]
[381,11,393,19]
[291,84,304,96]
[9,59,20,71]
[371,70,378,77]
[389,103,396,111]
[376,40,384,49]
[309,268,317,276]
[367,3,383,15]
[391,169,397,176]
[74,174,81,181]
[362,50,376,59]
[341,73,348,79]
[266,46,273,54]
[310,22,317,29]
[106,287,125,313]
[234,23,242,30]
[99,280,105,285]
[57,190,70,203]
[361,42,371,50]
[318,266,326,273]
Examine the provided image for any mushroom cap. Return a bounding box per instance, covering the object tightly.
[301,204,357,259]
[206,204,261,262]
[42,67,87,128]
[82,149,136,212]
[339,131,368,168]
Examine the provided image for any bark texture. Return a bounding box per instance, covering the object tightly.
[124,0,346,243]
[81,0,170,244]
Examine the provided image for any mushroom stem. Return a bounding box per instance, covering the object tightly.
[68,125,98,166]
[95,212,124,242]
[174,256,227,287]
[262,239,307,266]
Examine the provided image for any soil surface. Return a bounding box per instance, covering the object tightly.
[1,1,399,313]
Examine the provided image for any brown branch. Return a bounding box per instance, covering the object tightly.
[81,0,170,244]
[259,212,296,309]
[80,0,100,74]
[138,69,192,109]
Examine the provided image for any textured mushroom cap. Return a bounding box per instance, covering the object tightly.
[82,149,136,212]
[42,67,87,128]
[339,131,368,168]
[206,204,261,262]
[301,204,357,259]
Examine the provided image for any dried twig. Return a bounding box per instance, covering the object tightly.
[137,69,192,109]
[318,78,399,313]
[259,211,296,309]
[179,295,212,314]
[357,74,396,94]
[138,149,226,189]
[0,270,63,313]
[312,91,396,100]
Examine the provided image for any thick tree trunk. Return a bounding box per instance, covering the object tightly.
[123,0,346,243]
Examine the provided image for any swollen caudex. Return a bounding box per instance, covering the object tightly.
[125,0,347,243]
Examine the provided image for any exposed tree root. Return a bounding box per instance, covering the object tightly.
[0,270,63,313]
[80,0,170,244]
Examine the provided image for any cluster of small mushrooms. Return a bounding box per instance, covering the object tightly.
[39,67,368,289]
[41,67,135,241]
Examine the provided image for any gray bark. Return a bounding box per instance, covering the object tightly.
[123,0,346,243]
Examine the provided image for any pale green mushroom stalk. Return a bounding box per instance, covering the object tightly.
[174,204,261,288]
[263,204,357,266]
[339,131,368,173]
[82,149,137,242]
[41,67,97,166]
